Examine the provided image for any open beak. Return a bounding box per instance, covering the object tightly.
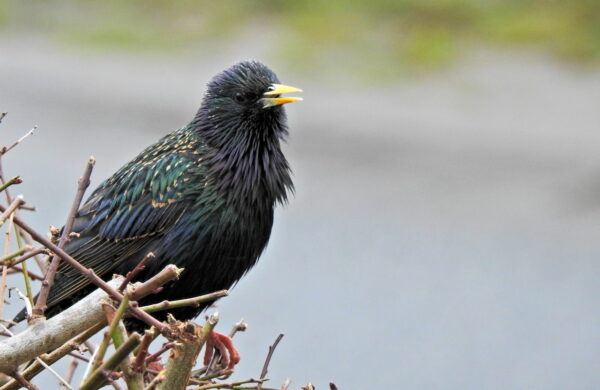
[261,84,303,108]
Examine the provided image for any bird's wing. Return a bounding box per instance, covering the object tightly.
[46,133,205,309]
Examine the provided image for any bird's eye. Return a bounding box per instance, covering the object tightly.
[234,92,245,103]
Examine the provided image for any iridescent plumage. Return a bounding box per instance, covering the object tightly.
[16,61,297,328]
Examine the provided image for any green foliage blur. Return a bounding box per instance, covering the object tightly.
[1,0,599,78]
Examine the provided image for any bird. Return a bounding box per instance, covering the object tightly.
[15,60,301,368]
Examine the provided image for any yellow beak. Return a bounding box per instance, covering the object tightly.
[261,84,303,108]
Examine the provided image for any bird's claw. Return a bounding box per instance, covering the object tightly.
[203,331,240,370]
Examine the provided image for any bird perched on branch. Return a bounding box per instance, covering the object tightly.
[15,60,301,368]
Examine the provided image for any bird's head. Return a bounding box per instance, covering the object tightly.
[197,61,302,140]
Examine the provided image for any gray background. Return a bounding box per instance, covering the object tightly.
[2,35,600,389]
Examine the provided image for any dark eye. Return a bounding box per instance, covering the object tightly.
[234,92,245,103]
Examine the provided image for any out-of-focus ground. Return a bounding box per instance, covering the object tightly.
[2,2,600,388]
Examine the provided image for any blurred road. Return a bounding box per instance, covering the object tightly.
[2,35,600,389]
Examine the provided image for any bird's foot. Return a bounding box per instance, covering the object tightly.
[203,331,240,370]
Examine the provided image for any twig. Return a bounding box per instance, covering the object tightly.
[79,332,141,390]
[141,290,229,313]
[12,226,35,307]
[0,323,74,389]
[7,266,43,281]
[113,314,144,390]
[32,156,95,319]
[94,296,143,390]
[280,378,291,390]
[1,247,46,267]
[0,196,24,227]
[145,342,175,364]
[229,319,248,338]
[134,329,155,372]
[9,371,39,390]
[90,298,129,373]
[0,112,6,124]
[156,313,219,390]
[127,264,183,301]
[192,368,232,383]
[143,374,165,390]
[0,177,22,193]
[257,334,284,390]
[68,351,90,363]
[194,378,266,390]
[0,158,45,276]
[205,316,245,374]
[0,245,32,264]
[0,126,38,155]
[0,164,44,274]
[20,233,47,273]
[0,204,171,334]
[0,274,169,373]
[118,252,154,292]
[0,215,14,320]
[12,287,32,320]
[59,358,79,390]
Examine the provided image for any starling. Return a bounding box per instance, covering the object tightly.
[16,61,301,367]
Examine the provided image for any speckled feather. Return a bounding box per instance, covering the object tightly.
[16,61,294,327]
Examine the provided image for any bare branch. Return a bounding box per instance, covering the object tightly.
[1,247,46,267]
[257,334,284,390]
[0,245,33,264]
[0,278,125,373]
[0,203,172,334]
[0,196,24,228]
[7,266,43,281]
[229,318,248,338]
[143,374,165,390]
[0,176,22,193]
[145,342,175,365]
[134,328,155,372]
[0,126,38,155]
[90,297,130,373]
[59,358,79,390]
[0,215,15,319]
[127,264,183,301]
[0,323,98,390]
[118,252,155,292]
[157,313,219,390]
[79,332,141,390]
[141,290,229,313]
[8,371,39,390]
[194,378,266,390]
[32,157,95,319]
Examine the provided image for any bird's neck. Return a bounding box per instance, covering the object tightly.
[189,113,293,207]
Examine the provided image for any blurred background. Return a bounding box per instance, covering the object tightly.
[1,0,600,389]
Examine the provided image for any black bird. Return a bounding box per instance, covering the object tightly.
[16,60,301,366]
